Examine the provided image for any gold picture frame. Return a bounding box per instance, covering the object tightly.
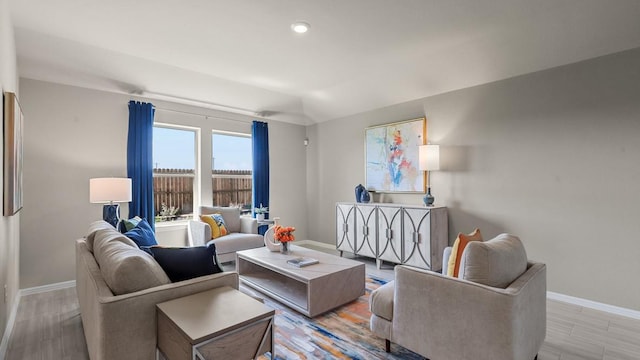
[365,117,426,193]
[4,92,24,216]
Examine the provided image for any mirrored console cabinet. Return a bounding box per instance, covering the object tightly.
[336,203,448,272]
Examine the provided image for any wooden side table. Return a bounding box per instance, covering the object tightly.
[156,286,275,360]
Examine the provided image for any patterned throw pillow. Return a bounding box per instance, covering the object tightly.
[200,214,228,239]
[447,228,483,277]
[122,216,142,232]
[211,214,228,238]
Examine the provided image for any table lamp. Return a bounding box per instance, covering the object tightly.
[90,178,132,227]
[419,144,440,206]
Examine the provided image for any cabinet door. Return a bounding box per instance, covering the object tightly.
[402,207,432,269]
[377,205,402,264]
[354,204,376,258]
[336,204,356,254]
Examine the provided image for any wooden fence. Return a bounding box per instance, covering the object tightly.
[153,169,194,219]
[153,169,252,219]
[211,170,253,210]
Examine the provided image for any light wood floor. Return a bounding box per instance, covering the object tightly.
[5,246,640,360]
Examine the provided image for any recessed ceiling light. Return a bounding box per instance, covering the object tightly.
[291,21,310,34]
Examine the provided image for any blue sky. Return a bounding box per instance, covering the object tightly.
[153,127,252,170]
[212,133,252,170]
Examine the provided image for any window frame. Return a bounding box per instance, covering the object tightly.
[211,130,252,213]
[153,122,201,226]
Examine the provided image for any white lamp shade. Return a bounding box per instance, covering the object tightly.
[419,144,440,171]
[89,178,132,203]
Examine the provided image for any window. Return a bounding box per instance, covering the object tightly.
[153,125,197,222]
[211,132,252,214]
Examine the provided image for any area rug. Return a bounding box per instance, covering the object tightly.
[257,276,422,360]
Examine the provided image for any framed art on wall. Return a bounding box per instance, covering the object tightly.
[3,92,24,216]
[365,117,426,193]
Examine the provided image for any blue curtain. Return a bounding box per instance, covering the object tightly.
[252,121,269,235]
[127,101,155,230]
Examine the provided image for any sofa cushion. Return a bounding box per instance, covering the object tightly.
[370,280,395,321]
[447,228,482,277]
[200,206,240,233]
[207,232,264,255]
[124,218,158,248]
[93,227,170,295]
[86,220,117,253]
[144,244,223,282]
[461,233,527,288]
[92,225,139,258]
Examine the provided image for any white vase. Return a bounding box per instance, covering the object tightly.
[256,213,265,222]
[263,217,281,252]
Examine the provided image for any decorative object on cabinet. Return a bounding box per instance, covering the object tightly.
[336,202,448,271]
[355,184,365,203]
[360,188,371,203]
[365,118,426,193]
[3,92,24,216]
[89,178,133,227]
[419,144,440,206]
[263,217,282,252]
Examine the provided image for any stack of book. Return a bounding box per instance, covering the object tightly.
[286,257,319,268]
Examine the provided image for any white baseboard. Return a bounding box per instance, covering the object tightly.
[547,291,640,320]
[296,240,335,249]
[0,293,21,359]
[20,280,76,297]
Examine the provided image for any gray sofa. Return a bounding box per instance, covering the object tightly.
[370,234,546,360]
[187,206,264,263]
[76,221,239,360]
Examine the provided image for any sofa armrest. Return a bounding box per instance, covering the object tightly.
[240,216,258,234]
[188,220,211,247]
[94,271,239,360]
[391,264,546,360]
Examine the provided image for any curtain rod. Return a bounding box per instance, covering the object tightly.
[153,106,255,124]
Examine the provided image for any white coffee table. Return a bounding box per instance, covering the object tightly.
[236,245,365,317]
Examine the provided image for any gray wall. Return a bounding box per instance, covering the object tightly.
[307,47,640,310]
[0,0,20,341]
[19,78,307,288]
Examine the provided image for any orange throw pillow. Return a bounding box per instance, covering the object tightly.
[446,229,483,277]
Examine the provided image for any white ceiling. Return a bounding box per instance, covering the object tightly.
[10,0,640,125]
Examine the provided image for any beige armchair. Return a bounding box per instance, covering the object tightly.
[369,234,546,360]
[188,206,263,263]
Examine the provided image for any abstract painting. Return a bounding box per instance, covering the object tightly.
[365,118,425,193]
[3,92,24,216]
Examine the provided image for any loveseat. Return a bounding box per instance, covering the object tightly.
[187,206,264,263]
[76,221,239,360]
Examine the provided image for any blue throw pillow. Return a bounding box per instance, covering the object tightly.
[124,218,158,248]
[143,244,223,282]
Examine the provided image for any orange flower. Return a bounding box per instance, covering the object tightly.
[274,225,296,243]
